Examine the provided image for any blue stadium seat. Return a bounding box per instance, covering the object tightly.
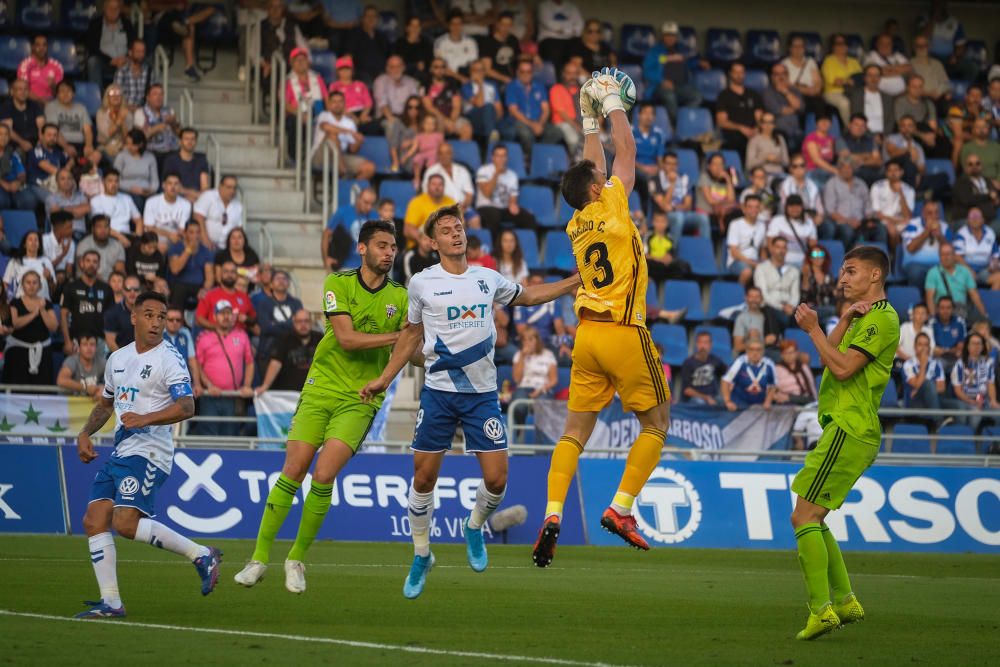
[515,229,540,270]
[631,104,672,142]
[555,366,572,394]
[76,81,102,117]
[823,239,845,278]
[311,50,337,82]
[558,196,575,225]
[935,424,976,455]
[887,285,921,317]
[378,179,416,207]
[677,26,698,56]
[17,0,56,31]
[466,227,492,254]
[677,237,719,278]
[844,34,865,61]
[357,136,393,174]
[963,40,988,72]
[789,32,823,61]
[706,28,743,64]
[708,281,746,318]
[694,69,726,103]
[334,178,369,208]
[529,143,569,182]
[880,380,898,407]
[496,364,514,392]
[1,210,38,248]
[950,79,971,101]
[600,22,614,46]
[62,0,95,34]
[651,324,689,366]
[784,328,821,368]
[543,231,575,273]
[49,38,80,77]
[449,140,481,171]
[675,107,713,142]
[721,150,746,187]
[663,279,706,321]
[537,61,556,88]
[925,158,955,186]
[891,423,930,454]
[628,190,641,213]
[673,147,700,185]
[744,69,768,92]
[520,185,557,228]
[0,36,31,73]
[980,290,1000,323]
[0,79,8,97]
[488,141,526,179]
[804,112,841,139]
[620,23,657,63]
[377,10,399,42]
[694,324,733,361]
[746,30,781,66]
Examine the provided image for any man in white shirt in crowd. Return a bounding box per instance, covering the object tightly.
[434,10,478,83]
[952,206,1000,290]
[536,0,583,67]
[848,65,893,136]
[422,142,477,220]
[90,168,142,248]
[754,236,800,329]
[864,33,911,97]
[43,211,76,281]
[901,199,948,287]
[194,175,244,250]
[767,194,818,267]
[725,194,766,286]
[475,143,537,241]
[823,158,875,249]
[869,158,914,246]
[143,172,193,251]
[311,90,376,181]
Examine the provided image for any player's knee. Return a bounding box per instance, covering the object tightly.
[638,403,670,433]
[412,471,437,494]
[112,513,139,540]
[484,470,507,494]
[82,509,108,536]
[280,460,309,483]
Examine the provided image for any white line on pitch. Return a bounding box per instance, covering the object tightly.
[0,609,634,667]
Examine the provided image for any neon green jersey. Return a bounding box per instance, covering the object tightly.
[304,270,408,407]
[817,299,900,445]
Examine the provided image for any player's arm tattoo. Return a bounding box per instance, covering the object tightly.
[175,396,196,419]
[79,398,114,436]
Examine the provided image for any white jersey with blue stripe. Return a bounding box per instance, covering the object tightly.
[407,263,522,394]
[101,340,193,474]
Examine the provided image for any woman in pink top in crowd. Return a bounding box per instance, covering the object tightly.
[801,112,837,185]
[405,114,445,189]
[327,55,375,130]
[774,339,817,405]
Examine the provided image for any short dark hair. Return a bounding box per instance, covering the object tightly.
[491,143,507,156]
[82,250,100,263]
[91,214,110,227]
[180,127,198,139]
[162,171,182,183]
[844,245,890,285]
[743,193,762,204]
[467,235,482,249]
[42,122,58,134]
[140,231,158,245]
[912,302,928,312]
[560,159,598,211]
[358,219,396,245]
[184,219,200,230]
[103,167,120,179]
[74,332,98,342]
[914,332,930,346]
[638,102,655,114]
[135,291,168,309]
[220,174,238,187]
[329,90,345,100]
[424,204,464,237]
[57,79,75,92]
[746,285,762,296]
[770,235,788,246]
[898,114,916,125]
[376,197,394,209]
[936,295,953,307]
[696,331,712,340]
[447,9,464,21]
[849,112,867,123]
[498,10,514,21]
[886,157,905,170]
[51,211,73,227]
[128,128,147,152]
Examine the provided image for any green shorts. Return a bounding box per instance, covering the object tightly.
[286,388,379,452]
[791,422,879,510]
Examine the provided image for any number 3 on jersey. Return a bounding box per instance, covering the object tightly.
[584,241,614,289]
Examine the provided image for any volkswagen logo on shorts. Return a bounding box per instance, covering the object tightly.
[483,417,505,442]
[118,476,140,497]
[632,467,702,544]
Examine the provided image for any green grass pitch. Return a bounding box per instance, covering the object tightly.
[1,535,998,666]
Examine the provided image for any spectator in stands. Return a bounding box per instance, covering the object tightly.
[259,0,305,82]
[494,228,529,284]
[864,34,911,97]
[761,63,803,150]
[423,58,473,141]
[374,56,421,132]
[680,331,728,405]
[633,103,666,207]
[0,79,44,155]
[285,47,327,158]
[501,58,563,158]
[835,113,883,186]
[328,55,376,133]
[323,186,376,270]
[393,16,434,82]
[715,63,763,155]
[195,300,255,436]
[747,111,790,180]
[536,0,583,67]
[462,59,503,144]
[57,333,106,399]
[1,270,56,385]
[986,79,1000,132]
[114,129,159,211]
[194,175,243,250]
[126,232,167,290]
[774,339,817,405]
[947,332,998,429]
[25,123,68,213]
[423,143,475,213]
[108,270,125,303]
[884,115,944,197]
[870,158,915,246]
[972,319,1000,363]
[821,34,862,126]
[903,331,945,410]
[45,81,95,161]
[113,39,153,111]
[167,219,214,310]
[910,34,951,109]
[894,75,939,153]
[800,244,837,321]
[644,212,690,284]
[754,236,801,328]
[515,273,572,354]
[475,143,538,241]
[162,128,210,204]
[898,302,936,362]
[403,174,456,247]
[902,199,948,287]
[511,325,559,428]
[144,172,192,250]
[697,153,739,235]
[134,83,180,167]
[45,168,90,239]
[86,0,136,86]
[959,117,999,185]
[650,151,711,240]
[254,269,304,376]
[567,18,616,73]
[344,5,390,84]
[3,230,55,300]
[945,85,988,167]
[434,10,478,84]
[214,228,260,286]
[733,286,777,354]
[932,294,966,372]
[17,34,63,105]
[90,168,142,247]
[801,113,838,185]
[103,273,140,351]
[782,35,823,117]
[163,305,202,392]
[953,207,1000,289]
[768,196,818,267]
[739,165,777,221]
[43,211,75,284]
[0,125,31,211]
[256,308,321,393]
[954,130,1000,222]
[642,21,700,123]
[385,95,423,174]
[917,4,976,82]
[779,155,825,223]
[59,249,113,355]
[96,83,134,163]
[406,114,446,187]
[311,91,377,181]
[196,260,256,332]
[926,242,987,322]
[466,235,497,270]
[76,215,126,282]
[722,336,777,410]
[401,230,438,284]
[549,61,583,158]
[725,194,765,285]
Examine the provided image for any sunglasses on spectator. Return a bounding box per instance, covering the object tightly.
[967,160,981,166]
[791,162,806,168]
[810,250,826,259]
[167,317,183,322]
[586,28,600,34]
[124,286,140,292]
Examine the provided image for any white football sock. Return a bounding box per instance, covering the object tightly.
[88,532,122,609]
[467,482,505,530]
[134,518,209,561]
[407,488,435,557]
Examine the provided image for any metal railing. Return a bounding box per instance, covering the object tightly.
[243,18,260,122]
[268,52,288,167]
[205,133,222,188]
[320,141,341,223]
[255,222,275,266]
[154,45,170,102]
[293,99,313,193]
[178,88,195,126]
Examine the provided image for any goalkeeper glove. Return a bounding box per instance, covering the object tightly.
[579,79,601,135]
[590,70,625,117]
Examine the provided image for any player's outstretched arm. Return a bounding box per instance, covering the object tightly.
[580,80,607,177]
[120,396,195,430]
[512,273,582,307]
[328,312,402,351]
[359,322,424,402]
[794,304,869,381]
[77,395,114,463]
[590,70,636,195]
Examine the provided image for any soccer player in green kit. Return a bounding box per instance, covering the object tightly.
[790,245,900,640]
[234,220,408,593]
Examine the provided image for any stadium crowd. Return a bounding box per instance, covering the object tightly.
[0,0,998,445]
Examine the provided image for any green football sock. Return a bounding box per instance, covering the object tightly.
[821,524,853,602]
[287,481,334,562]
[795,523,831,614]
[250,474,301,564]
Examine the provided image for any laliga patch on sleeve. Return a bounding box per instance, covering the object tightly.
[325,290,337,311]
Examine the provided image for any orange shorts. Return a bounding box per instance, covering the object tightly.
[567,320,670,413]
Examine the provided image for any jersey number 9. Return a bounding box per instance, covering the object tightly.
[584,242,615,289]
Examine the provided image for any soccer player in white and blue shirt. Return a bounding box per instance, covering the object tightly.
[75,291,222,618]
[361,205,580,599]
